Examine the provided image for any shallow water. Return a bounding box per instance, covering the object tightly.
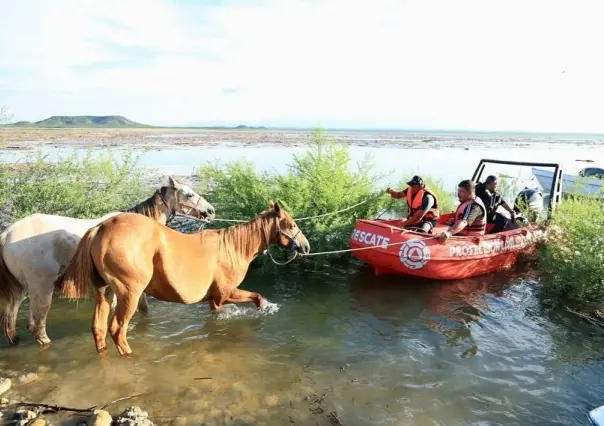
[2,131,604,424]
[2,265,604,425]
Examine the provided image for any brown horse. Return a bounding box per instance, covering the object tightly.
[54,201,310,356]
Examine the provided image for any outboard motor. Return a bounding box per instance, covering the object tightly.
[514,187,545,223]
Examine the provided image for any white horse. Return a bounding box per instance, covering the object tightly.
[0,176,215,346]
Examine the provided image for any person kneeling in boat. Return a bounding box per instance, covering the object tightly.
[437,179,487,242]
[476,175,516,234]
[385,175,440,233]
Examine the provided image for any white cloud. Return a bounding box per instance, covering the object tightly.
[1,0,603,131]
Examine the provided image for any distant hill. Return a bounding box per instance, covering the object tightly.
[7,115,151,128]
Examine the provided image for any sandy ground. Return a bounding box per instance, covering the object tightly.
[0,127,316,147]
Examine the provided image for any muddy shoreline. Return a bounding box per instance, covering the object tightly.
[1,127,603,152]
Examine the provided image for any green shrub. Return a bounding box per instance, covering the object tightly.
[0,147,150,226]
[539,196,604,305]
[196,129,455,268]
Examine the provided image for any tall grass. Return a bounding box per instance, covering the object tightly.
[196,129,455,267]
[539,196,604,305]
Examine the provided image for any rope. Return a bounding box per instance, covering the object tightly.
[265,247,299,265]
[296,197,378,221]
[175,193,384,225]
[299,235,439,257]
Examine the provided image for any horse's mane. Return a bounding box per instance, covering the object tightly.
[217,209,286,268]
[125,187,172,221]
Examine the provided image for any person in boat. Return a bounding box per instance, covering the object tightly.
[385,175,440,233]
[476,175,516,234]
[437,179,487,242]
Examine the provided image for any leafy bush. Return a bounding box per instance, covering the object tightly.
[539,196,604,305]
[196,129,455,267]
[0,148,150,228]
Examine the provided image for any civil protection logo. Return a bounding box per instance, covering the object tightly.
[398,239,430,270]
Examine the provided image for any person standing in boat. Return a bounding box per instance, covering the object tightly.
[385,175,440,233]
[438,179,487,242]
[475,175,516,233]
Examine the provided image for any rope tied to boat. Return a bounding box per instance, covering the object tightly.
[298,235,440,257]
[173,193,385,224]
[168,193,427,263]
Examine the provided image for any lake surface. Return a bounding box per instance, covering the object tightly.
[1,130,604,425]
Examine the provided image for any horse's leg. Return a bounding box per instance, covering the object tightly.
[108,290,140,357]
[92,286,111,353]
[225,288,266,309]
[208,282,227,311]
[3,291,24,345]
[27,281,54,346]
[137,293,149,316]
[108,287,148,317]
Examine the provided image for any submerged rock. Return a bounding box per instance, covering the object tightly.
[30,419,46,426]
[0,397,8,405]
[0,378,11,396]
[89,409,112,426]
[18,373,39,384]
[115,406,155,426]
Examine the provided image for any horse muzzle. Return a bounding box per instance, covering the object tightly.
[297,240,311,255]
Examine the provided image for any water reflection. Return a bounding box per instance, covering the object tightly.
[348,264,531,358]
[2,264,604,425]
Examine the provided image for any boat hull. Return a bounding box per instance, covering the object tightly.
[349,217,545,280]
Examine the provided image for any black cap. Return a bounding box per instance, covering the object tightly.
[406,175,424,186]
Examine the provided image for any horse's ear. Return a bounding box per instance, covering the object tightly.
[168,176,180,189]
[274,201,282,217]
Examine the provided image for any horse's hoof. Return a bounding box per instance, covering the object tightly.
[36,337,52,346]
[96,346,108,354]
[7,335,20,346]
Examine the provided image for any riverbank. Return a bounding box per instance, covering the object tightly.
[2,127,604,150]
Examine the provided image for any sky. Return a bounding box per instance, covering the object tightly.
[1,0,603,132]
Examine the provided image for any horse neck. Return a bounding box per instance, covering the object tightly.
[125,191,171,224]
[218,215,273,266]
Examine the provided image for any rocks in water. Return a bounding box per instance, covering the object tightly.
[18,373,39,384]
[12,408,38,426]
[0,378,11,396]
[89,409,113,426]
[115,406,155,426]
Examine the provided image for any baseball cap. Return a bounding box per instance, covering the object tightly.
[406,175,424,186]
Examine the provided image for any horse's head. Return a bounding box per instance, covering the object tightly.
[266,201,311,255]
[164,176,216,220]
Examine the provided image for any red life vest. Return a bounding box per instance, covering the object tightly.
[454,196,487,236]
[406,187,440,220]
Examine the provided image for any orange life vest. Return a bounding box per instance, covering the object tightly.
[406,187,440,220]
[454,196,487,236]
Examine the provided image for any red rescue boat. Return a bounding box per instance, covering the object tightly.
[349,159,563,281]
[350,214,545,280]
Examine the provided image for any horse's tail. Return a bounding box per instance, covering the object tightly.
[54,223,103,299]
[0,231,23,307]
